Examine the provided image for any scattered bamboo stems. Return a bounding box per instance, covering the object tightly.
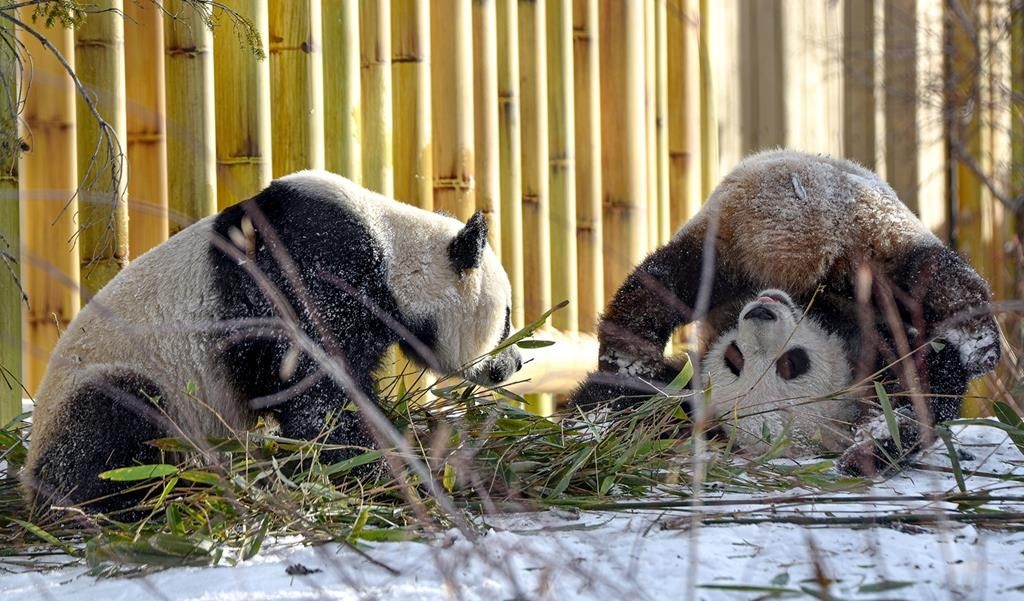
[360,0,393,197]
[519,0,551,323]
[164,0,218,233]
[572,0,602,334]
[473,0,501,252]
[213,0,272,209]
[124,0,169,256]
[546,0,577,332]
[430,0,475,220]
[323,0,362,182]
[667,0,702,230]
[496,0,524,328]
[599,0,647,300]
[17,15,81,392]
[269,0,325,176]
[391,0,432,209]
[74,0,128,294]
[0,14,19,421]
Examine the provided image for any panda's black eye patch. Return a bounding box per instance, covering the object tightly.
[776,347,810,380]
[724,341,744,376]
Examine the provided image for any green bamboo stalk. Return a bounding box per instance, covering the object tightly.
[323,0,362,181]
[572,0,602,334]
[497,0,524,328]
[75,0,128,294]
[0,10,20,422]
[165,0,218,232]
[392,0,432,209]
[269,0,325,175]
[214,0,272,208]
[546,0,576,332]
[360,0,393,197]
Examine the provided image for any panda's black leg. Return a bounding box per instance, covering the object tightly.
[27,374,167,516]
[572,227,751,407]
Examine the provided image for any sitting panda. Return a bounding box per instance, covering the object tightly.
[23,171,522,513]
[571,149,1000,474]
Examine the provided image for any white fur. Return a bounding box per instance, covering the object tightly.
[705,291,855,456]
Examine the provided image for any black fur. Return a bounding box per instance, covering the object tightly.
[27,373,166,515]
[448,211,487,273]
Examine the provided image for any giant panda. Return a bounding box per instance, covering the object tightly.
[23,170,522,513]
[571,149,1000,474]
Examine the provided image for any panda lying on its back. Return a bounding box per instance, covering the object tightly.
[572,149,1000,474]
[24,171,521,514]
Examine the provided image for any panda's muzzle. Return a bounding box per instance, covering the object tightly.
[743,305,777,322]
[465,347,523,386]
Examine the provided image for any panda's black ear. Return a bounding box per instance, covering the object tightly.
[448,211,488,273]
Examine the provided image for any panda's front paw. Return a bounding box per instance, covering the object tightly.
[943,320,1000,377]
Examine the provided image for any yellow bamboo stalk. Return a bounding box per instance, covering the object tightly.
[75,1,128,294]
[654,0,669,245]
[572,0,602,334]
[17,16,80,393]
[269,0,325,175]
[546,0,576,332]
[214,0,271,209]
[667,0,701,230]
[519,0,551,321]
[842,0,876,168]
[473,0,501,252]
[430,0,475,219]
[599,0,647,300]
[323,0,362,181]
[643,0,658,249]
[497,0,524,328]
[698,0,718,197]
[360,0,393,197]
[124,0,169,255]
[391,0,432,209]
[1012,1,1023,306]
[0,14,20,420]
[164,0,217,233]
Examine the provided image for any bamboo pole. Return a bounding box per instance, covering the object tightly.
[520,0,552,416]
[18,16,80,393]
[430,0,475,219]
[124,0,169,256]
[360,0,393,197]
[1012,0,1023,316]
[667,0,701,231]
[546,0,576,332]
[323,1,362,181]
[519,0,551,321]
[643,0,658,249]
[698,0,718,196]
[0,15,20,421]
[473,0,501,251]
[599,0,647,300]
[269,0,325,175]
[497,0,524,328]
[843,0,877,169]
[164,0,217,233]
[214,0,272,209]
[654,0,669,245]
[392,0,432,209]
[75,0,128,294]
[572,0,601,334]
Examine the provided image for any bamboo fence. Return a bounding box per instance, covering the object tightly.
[0,10,18,422]
[2,1,1020,420]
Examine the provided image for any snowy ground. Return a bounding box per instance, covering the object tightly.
[3,423,1024,601]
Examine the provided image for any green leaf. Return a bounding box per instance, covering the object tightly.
[937,426,967,494]
[490,300,569,355]
[321,450,383,477]
[771,572,790,586]
[86,533,215,569]
[666,356,693,392]
[992,402,1024,456]
[874,382,901,451]
[179,470,224,487]
[12,519,78,556]
[548,447,593,498]
[858,580,914,593]
[353,529,417,542]
[516,340,555,349]
[348,506,371,542]
[442,463,457,492]
[99,464,177,482]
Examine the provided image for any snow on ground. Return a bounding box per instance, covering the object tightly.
[3,423,1024,601]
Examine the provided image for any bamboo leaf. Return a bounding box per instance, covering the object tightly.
[666,356,693,392]
[490,300,569,355]
[874,382,901,451]
[991,402,1024,456]
[858,580,914,593]
[321,451,383,477]
[937,426,967,494]
[515,339,556,349]
[99,464,177,481]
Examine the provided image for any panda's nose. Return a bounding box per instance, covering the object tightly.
[743,306,777,322]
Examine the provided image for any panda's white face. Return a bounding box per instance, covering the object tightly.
[705,289,855,455]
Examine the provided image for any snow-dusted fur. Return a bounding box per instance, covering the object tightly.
[24,170,520,513]
[571,149,1000,475]
[706,290,853,455]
